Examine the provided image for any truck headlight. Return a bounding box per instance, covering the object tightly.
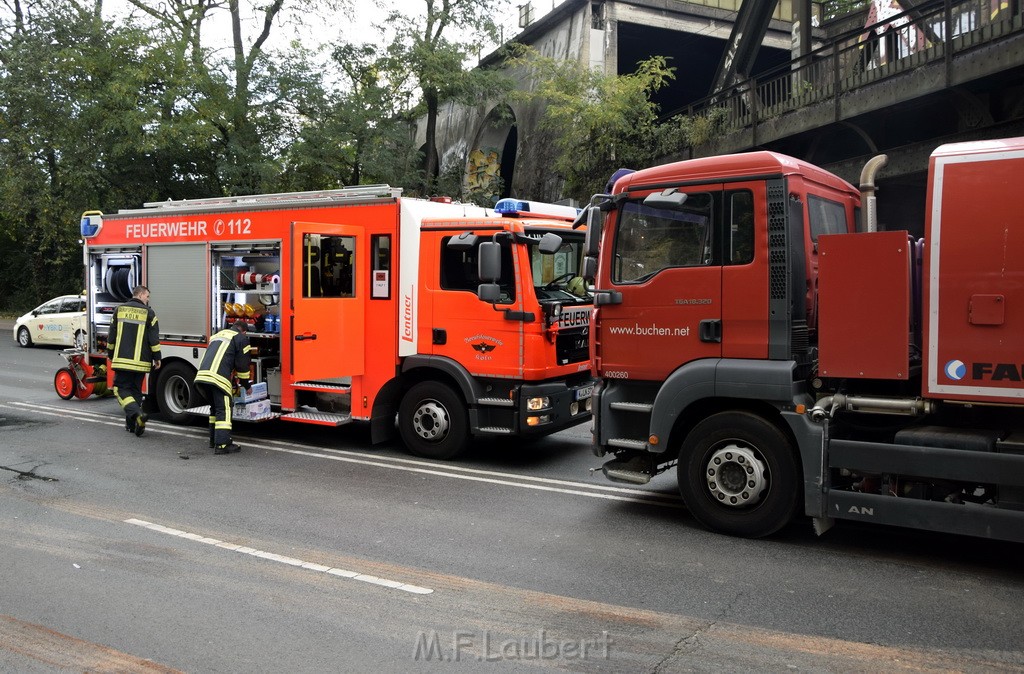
[526,396,550,411]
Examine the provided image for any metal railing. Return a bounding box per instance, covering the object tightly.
[668,0,1024,136]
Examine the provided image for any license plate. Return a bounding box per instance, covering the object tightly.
[574,385,593,400]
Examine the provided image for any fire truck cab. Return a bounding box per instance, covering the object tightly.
[79,186,594,459]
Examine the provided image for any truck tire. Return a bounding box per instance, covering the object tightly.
[677,411,800,538]
[156,361,199,424]
[398,381,470,460]
[17,326,32,348]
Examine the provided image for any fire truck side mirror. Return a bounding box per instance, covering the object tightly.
[584,208,603,257]
[643,188,688,210]
[538,232,562,254]
[447,232,478,251]
[582,256,597,281]
[478,241,501,282]
[478,283,501,303]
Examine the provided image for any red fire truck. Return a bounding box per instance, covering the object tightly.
[577,138,1024,541]
[77,186,595,459]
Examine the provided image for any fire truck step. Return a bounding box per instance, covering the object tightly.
[184,405,280,423]
[280,411,352,426]
[608,437,648,450]
[478,397,515,408]
[609,402,653,413]
[292,382,352,394]
[478,426,514,434]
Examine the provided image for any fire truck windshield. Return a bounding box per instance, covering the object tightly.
[528,233,589,301]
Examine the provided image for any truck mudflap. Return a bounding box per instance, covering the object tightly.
[470,378,594,437]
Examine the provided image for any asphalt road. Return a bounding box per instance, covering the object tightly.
[1,320,1023,672]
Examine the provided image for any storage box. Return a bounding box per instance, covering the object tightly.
[234,381,268,403]
[233,398,272,421]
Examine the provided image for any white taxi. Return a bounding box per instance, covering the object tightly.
[14,295,87,348]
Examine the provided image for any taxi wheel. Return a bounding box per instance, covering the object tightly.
[73,329,87,350]
[54,368,76,400]
[17,326,32,348]
[398,381,470,460]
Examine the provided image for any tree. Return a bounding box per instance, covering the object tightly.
[516,52,681,203]
[0,1,219,310]
[385,0,508,193]
[122,0,349,195]
[278,42,422,191]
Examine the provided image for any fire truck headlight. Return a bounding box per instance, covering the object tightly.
[526,414,551,427]
[585,397,592,412]
[526,396,550,411]
[570,401,579,416]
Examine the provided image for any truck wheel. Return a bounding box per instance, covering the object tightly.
[156,361,199,424]
[398,381,470,460]
[677,411,800,538]
[17,326,32,348]
[54,368,76,400]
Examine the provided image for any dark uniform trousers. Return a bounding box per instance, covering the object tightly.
[113,370,146,422]
[198,382,234,447]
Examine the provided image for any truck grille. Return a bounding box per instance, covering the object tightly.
[556,331,589,365]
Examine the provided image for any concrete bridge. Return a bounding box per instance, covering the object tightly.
[421,0,1024,230]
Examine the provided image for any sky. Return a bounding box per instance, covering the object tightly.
[101,0,557,57]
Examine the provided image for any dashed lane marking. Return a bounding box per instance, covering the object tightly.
[124,518,434,595]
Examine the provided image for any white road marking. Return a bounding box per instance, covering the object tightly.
[6,401,682,508]
[124,518,433,594]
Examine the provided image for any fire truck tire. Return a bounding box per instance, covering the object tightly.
[677,411,800,538]
[16,326,32,348]
[54,368,76,400]
[398,381,470,460]
[156,361,199,424]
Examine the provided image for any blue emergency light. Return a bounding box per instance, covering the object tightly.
[494,198,581,220]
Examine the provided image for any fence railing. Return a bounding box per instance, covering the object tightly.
[668,0,1024,136]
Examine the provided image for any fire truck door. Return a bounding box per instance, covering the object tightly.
[596,189,723,382]
[289,222,364,381]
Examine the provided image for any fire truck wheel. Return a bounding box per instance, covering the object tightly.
[399,381,470,460]
[17,326,32,348]
[677,411,800,538]
[54,368,76,400]
[156,361,199,424]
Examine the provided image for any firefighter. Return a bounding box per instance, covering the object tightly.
[194,321,252,455]
[107,285,161,437]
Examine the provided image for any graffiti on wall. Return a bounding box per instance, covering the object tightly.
[467,148,502,203]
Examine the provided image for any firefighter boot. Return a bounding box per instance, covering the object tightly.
[134,413,147,437]
[125,415,135,433]
[214,443,241,455]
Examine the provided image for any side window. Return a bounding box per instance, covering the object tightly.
[808,194,848,241]
[440,236,515,304]
[61,298,84,313]
[612,193,713,283]
[303,233,355,298]
[37,300,61,315]
[727,190,754,265]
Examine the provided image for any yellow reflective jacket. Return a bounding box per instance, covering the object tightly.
[194,326,252,394]
[107,298,161,373]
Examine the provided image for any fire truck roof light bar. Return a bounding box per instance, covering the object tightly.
[131,185,401,213]
[494,198,580,221]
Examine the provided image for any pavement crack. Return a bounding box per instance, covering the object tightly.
[1,464,58,482]
[653,620,715,673]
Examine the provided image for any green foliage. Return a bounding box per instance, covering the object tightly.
[514,51,681,203]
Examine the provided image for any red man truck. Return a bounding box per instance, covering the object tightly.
[76,186,594,459]
[576,138,1024,541]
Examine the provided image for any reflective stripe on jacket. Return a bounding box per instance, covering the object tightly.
[194,327,252,394]
[107,298,161,373]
